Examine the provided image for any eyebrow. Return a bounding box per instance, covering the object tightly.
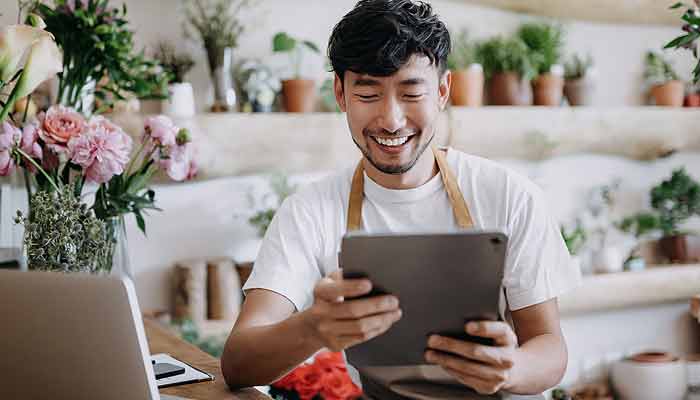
[352,77,427,87]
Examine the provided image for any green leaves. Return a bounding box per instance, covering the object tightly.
[447,30,480,70]
[643,51,680,84]
[37,0,169,113]
[517,22,564,75]
[476,36,536,81]
[273,32,296,52]
[650,168,700,236]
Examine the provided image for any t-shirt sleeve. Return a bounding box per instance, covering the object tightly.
[242,194,322,312]
[503,185,582,311]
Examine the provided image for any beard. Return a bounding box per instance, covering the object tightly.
[352,127,435,175]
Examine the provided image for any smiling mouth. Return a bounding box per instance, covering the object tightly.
[370,135,415,147]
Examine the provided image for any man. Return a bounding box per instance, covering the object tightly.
[221,0,579,396]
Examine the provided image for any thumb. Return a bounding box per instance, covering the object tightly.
[329,269,343,281]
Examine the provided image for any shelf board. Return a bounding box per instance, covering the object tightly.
[559,264,700,316]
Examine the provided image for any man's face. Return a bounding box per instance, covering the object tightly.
[334,55,451,175]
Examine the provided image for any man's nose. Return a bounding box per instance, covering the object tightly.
[377,97,406,133]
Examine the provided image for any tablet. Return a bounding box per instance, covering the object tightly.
[340,230,508,367]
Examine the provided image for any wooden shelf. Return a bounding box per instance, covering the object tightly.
[559,264,700,316]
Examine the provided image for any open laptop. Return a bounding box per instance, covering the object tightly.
[0,269,187,400]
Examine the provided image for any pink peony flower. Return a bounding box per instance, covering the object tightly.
[68,120,133,184]
[20,122,43,160]
[0,122,20,176]
[37,105,86,153]
[144,115,177,147]
[156,142,195,181]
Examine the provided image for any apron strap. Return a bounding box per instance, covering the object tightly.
[346,147,473,232]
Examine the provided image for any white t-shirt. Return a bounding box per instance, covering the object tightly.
[243,147,581,319]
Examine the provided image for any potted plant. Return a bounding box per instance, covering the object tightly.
[154,41,196,118]
[447,30,484,107]
[684,83,700,106]
[644,51,684,107]
[273,32,321,113]
[619,168,700,263]
[184,0,253,112]
[476,36,536,106]
[564,53,595,106]
[517,22,565,106]
[236,60,281,113]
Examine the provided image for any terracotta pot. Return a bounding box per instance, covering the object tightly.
[659,234,700,263]
[532,73,564,106]
[487,72,532,106]
[450,64,484,107]
[684,93,700,107]
[650,80,684,107]
[564,77,595,106]
[281,79,316,113]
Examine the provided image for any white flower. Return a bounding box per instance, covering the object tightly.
[13,34,63,99]
[0,24,53,83]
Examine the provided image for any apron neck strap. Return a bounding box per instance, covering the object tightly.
[346,147,473,232]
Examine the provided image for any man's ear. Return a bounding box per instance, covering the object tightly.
[438,69,451,111]
[334,73,347,112]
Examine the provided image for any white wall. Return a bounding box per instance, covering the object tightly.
[1,0,696,110]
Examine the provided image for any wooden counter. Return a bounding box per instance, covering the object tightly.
[144,318,268,400]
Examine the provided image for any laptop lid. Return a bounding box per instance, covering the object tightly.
[0,269,160,400]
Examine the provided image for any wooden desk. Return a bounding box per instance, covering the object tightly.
[144,318,268,400]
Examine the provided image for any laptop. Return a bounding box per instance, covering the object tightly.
[0,269,188,400]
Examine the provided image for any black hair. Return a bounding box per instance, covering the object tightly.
[328,0,451,83]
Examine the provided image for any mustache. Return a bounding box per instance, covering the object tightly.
[363,127,419,137]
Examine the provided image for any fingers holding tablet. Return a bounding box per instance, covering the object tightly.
[305,269,403,352]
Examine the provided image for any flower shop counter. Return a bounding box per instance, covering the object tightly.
[145,317,267,400]
[558,264,700,316]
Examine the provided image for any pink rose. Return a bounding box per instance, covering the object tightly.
[144,115,177,147]
[0,122,20,176]
[38,105,86,152]
[68,120,133,184]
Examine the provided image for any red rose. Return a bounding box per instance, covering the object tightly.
[271,369,297,391]
[293,364,323,400]
[319,369,363,400]
[315,352,347,373]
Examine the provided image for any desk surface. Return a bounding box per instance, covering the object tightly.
[144,318,268,400]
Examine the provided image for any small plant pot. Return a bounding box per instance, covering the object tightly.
[281,79,316,113]
[162,82,196,118]
[487,72,531,106]
[532,73,564,106]
[659,234,700,263]
[564,77,595,106]
[450,64,484,107]
[650,80,684,107]
[684,93,700,107]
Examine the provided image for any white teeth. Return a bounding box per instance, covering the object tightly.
[375,136,408,147]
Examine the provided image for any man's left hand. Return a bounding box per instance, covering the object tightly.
[425,321,519,395]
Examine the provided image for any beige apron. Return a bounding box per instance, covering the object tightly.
[347,147,474,232]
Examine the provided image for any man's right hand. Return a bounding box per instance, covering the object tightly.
[302,270,402,352]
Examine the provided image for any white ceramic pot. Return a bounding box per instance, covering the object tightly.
[592,246,624,274]
[162,82,196,118]
[611,355,687,400]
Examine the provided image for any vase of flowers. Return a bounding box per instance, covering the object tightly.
[154,41,196,118]
[35,0,169,115]
[236,60,281,113]
[269,352,362,400]
[185,0,253,112]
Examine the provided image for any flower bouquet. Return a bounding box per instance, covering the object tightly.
[0,8,195,274]
[269,352,363,400]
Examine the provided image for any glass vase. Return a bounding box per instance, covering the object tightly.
[207,46,237,112]
[103,215,133,279]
